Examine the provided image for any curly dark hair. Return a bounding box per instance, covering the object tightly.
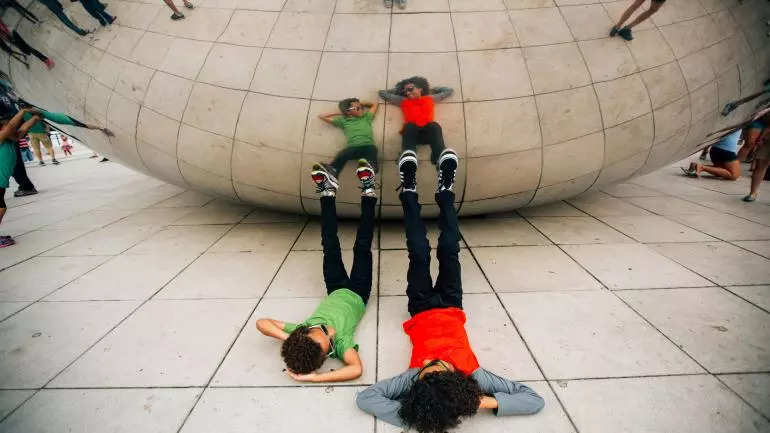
[398,371,482,433]
[280,326,325,374]
[395,76,430,97]
[339,97,360,114]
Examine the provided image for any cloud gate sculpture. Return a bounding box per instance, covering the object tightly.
[4,0,769,216]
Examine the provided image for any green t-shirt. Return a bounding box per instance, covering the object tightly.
[24,111,76,134]
[331,111,375,147]
[283,288,366,360]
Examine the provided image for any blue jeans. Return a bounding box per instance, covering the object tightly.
[78,0,113,25]
[20,147,34,162]
[37,0,88,35]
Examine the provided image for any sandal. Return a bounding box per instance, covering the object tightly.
[171,12,185,19]
[184,1,194,8]
[742,194,757,202]
[680,167,698,178]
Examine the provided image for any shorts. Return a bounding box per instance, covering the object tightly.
[0,141,17,189]
[28,132,53,154]
[709,147,738,164]
[748,120,766,130]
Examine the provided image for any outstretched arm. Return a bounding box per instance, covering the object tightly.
[356,368,418,427]
[430,86,454,102]
[378,89,404,105]
[288,348,363,383]
[255,318,290,341]
[0,108,35,142]
[472,368,545,416]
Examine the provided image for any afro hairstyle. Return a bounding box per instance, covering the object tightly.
[280,325,325,374]
[395,76,430,97]
[398,370,482,433]
[339,97,360,114]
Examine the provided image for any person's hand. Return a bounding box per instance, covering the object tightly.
[287,371,319,382]
[101,127,114,137]
[21,107,40,114]
[479,395,498,410]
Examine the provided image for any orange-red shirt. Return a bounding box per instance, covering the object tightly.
[400,96,435,127]
[403,307,480,376]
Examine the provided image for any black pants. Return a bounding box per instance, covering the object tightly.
[11,31,49,63]
[2,0,39,23]
[37,0,88,35]
[402,122,446,165]
[12,144,35,191]
[402,190,462,316]
[78,0,113,25]
[330,144,378,174]
[322,195,376,305]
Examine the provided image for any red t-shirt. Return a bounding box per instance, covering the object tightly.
[403,307,480,376]
[400,96,435,127]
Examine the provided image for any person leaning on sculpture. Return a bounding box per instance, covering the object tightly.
[356,148,545,433]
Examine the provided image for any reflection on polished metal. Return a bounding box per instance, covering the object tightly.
[5,0,769,216]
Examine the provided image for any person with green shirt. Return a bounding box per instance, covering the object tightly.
[314,98,379,187]
[255,155,377,383]
[0,107,42,247]
[23,110,112,166]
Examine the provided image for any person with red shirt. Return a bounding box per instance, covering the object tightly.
[379,76,453,166]
[356,150,544,433]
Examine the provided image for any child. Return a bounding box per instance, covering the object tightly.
[316,98,379,186]
[379,77,453,166]
[0,107,42,248]
[255,159,378,383]
[18,136,33,162]
[61,136,73,156]
[356,149,544,433]
[609,0,665,41]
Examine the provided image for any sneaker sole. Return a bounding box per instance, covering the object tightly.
[311,170,339,190]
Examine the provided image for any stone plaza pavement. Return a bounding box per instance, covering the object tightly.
[0,155,768,432]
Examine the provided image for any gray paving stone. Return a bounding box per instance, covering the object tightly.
[50,300,254,387]
[0,301,140,388]
[0,389,200,433]
[180,387,372,433]
[499,291,703,379]
[554,375,769,433]
[718,373,770,419]
[618,287,770,373]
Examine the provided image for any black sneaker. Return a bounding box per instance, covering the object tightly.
[52,159,60,165]
[397,150,418,193]
[618,27,633,41]
[356,159,376,197]
[39,161,45,166]
[609,26,619,37]
[311,163,339,196]
[100,157,109,162]
[437,149,458,192]
[14,189,38,197]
